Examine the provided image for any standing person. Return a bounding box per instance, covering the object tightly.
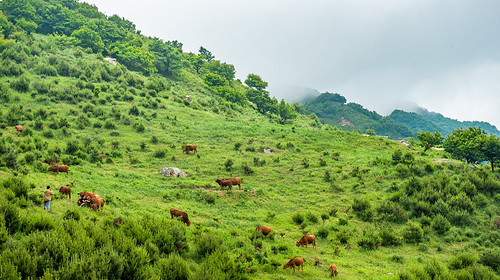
[43,185,54,212]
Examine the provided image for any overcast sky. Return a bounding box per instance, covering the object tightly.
[83,0,500,129]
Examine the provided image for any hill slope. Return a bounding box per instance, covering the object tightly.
[0,1,499,280]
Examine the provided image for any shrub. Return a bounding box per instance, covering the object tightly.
[379,227,402,246]
[104,120,116,129]
[431,214,451,235]
[10,76,30,92]
[357,228,381,250]
[63,209,80,221]
[196,232,223,258]
[291,212,304,225]
[352,197,373,221]
[316,227,329,239]
[448,252,477,270]
[151,136,159,144]
[194,249,246,280]
[2,177,29,198]
[224,159,234,171]
[306,212,318,223]
[153,150,166,158]
[155,253,190,280]
[403,221,423,243]
[479,249,500,271]
[134,122,145,132]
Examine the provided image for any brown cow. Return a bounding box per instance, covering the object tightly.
[253,225,273,236]
[59,186,71,199]
[15,125,23,135]
[182,145,197,154]
[215,177,241,190]
[329,264,339,277]
[283,257,306,273]
[90,197,105,212]
[296,235,316,249]
[170,208,191,226]
[48,165,69,174]
[42,158,60,165]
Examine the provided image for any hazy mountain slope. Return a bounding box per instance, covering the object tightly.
[303,92,414,139]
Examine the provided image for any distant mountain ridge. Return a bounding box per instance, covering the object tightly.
[302,92,500,138]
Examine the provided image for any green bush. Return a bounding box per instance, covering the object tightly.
[196,232,223,258]
[63,209,80,221]
[403,221,423,243]
[291,212,304,225]
[479,248,500,271]
[357,228,381,250]
[306,212,318,223]
[316,227,329,239]
[155,253,190,280]
[2,177,29,198]
[194,249,247,280]
[352,197,373,221]
[431,214,451,235]
[448,252,477,270]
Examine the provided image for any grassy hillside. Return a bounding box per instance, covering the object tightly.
[1,1,500,279]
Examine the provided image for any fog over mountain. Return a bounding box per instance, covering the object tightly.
[83,0,500,129]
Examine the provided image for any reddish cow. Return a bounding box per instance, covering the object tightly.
[90,197,105,212]
[59,186,71,199]
[215,177,241,190]
[15,125,24,135]
[283,257,306,273]
[253,225,273,236]
[170,208,191,226]
[48,165,69,174]
[329,264,339,277]
[182,145,197,154]
[296,235,316,250]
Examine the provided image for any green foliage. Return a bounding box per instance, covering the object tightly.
[196,232,223,258]
[417,131,443,151]
[431,214,451,235]
[71,26,105,53]
[403,221,424,243]
[448,252,478,270]
[291,212,304,225]
[352,197,374,221]
[155,253,190,280]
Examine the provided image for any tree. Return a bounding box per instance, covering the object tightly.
[149,38,182,77]
[444,127,486,164]
[71,26,104,53]
[245,74,268,91]
[416,131,443,152]
[205,60,235,81]
[199,46,214,62]
[203,73,228,88]
[482,134,500,171]
[16,18,38,35]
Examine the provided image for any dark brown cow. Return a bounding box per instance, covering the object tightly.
[253,225,273,236]
[329,264,339,277]
[42,158,60,165]
[182,145,197,154]
[59,186,71,199]
[90,197,105,212]
[296,235,316,249]
[215,177,241,190]
[170,208,191,226]
[15,125,23,135]
[48,165,69,174]
[283,257,306,273]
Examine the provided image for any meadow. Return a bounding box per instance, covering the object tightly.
[0,6,499,278]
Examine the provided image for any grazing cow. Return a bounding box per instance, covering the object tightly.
[48,165,69,174]
[90,197,105,212]
[329,264,339,277]
[296,235,316,249]
[170,208,191,226]
[283,257,306,273]
[59,186,71,199]
[15,125,23,135]
[215,177,241,190]
[182,145,197,154]
[42,158,60,165]
[253,225,273,236]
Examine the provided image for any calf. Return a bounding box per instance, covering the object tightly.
[59,186,71,199]
[170,208,191,226]
[182,145,197,154]
[90,197,105,212]
[48,165,69,174]
[215,177,241,190]
[329,264,339,277]
[253,225,273,236]
[15,125,23,135]
[283,257,306,273]
[296,235,316,249]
